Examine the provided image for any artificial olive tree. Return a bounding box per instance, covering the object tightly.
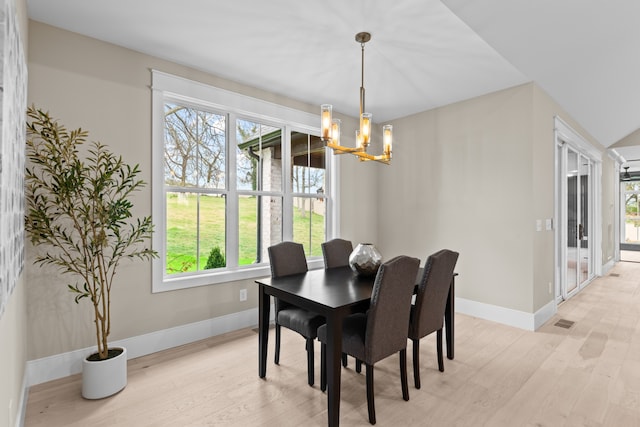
[24,105,158,360]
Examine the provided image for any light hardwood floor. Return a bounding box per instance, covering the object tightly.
[25,262,640,426]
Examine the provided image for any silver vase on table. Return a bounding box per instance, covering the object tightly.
[349,243,382,277]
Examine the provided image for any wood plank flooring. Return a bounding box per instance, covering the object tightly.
[24,262,640,426]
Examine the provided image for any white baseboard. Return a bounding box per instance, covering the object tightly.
[26,306,273,387]
[25,295,562,389]
[456,297,556,331]
[533,299,557,329]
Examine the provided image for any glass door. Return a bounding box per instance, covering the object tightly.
[566,149,579,295]
[578,156,592,286]
[557,143,594,302]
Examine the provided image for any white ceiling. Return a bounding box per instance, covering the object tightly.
[26,0,640,150]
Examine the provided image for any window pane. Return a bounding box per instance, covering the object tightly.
[238,195,258,264]
[293,196,325,257]
[164,103,226,189]
[198,110,226,189]
[166,192,198,274]
[238,195,283,265]
[291,131,325,195]
[236,119,281,191]
[199,194,227,270]
[166,192,226,275]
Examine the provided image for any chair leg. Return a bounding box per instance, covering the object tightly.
[320,343,327,392]
[274,324,281,365]
[342,352,348,367]
[400,349,409,401]
[436,328,444,372]
[306,338,315,387]
[366,364,376,425]
[356,358,362,373]
[412,338,421,389]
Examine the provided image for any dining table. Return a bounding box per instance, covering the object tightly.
[255,266,456,427]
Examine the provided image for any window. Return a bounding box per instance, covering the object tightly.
[291,131,326,257]
[151,71,336,291]
[164,104,227,275]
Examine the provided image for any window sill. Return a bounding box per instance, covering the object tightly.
[152,257,325,293]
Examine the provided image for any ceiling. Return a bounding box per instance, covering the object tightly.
[26,0,640,153]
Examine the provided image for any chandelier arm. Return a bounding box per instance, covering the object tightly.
[326,141,363,154]
[353,150,391,165]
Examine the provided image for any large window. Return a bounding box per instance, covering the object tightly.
[152,71,335,291]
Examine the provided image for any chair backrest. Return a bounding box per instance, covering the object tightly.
[268,241,308,278]
[409,249,459,340]
[364,255,420,364]
[321,238,353,268]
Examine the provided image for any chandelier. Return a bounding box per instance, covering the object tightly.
[320,32,393,165]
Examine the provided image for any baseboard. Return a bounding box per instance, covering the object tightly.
[26,306,273,387]
[456,297,556,331]
[25,295,561,388]
[533,299,557,329]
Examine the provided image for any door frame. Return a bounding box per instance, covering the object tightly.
[554,116,602,303]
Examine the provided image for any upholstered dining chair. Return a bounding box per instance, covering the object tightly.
[408,249,459,389]
[321,238,355,367]
[268,241,325,387]
[321,238,353,268]
[318,255,420,425]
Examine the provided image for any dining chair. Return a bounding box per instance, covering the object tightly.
[318,255,420,425]
[321,238,353,268]
[268,241,325,387]
[408,249,459,389]
[321,238,355,367]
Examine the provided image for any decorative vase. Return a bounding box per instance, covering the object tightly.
[82,347,127,399]
[349,243,382,277]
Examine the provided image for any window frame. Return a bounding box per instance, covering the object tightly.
[151,70,337,292]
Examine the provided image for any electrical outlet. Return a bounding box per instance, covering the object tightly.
[239,288,247,302]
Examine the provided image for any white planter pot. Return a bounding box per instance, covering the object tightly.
[82,347,127,399]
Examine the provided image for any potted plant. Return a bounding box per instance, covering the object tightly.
[24,105,158,399]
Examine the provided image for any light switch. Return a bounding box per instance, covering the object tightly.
[536,219,542,232]
[545,218,553,231]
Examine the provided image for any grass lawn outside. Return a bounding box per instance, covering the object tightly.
[166,193,325,274]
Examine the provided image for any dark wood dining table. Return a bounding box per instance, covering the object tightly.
[255,266,456,427]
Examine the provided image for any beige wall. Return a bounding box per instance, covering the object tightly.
[378,84,536,312]
[0,0,28,425]
[530,84,554,311]
[609,127,639,263]
[26,21,370,360]
[600,156,617,265]
[377,82,610,314]
[612,128,640,148]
